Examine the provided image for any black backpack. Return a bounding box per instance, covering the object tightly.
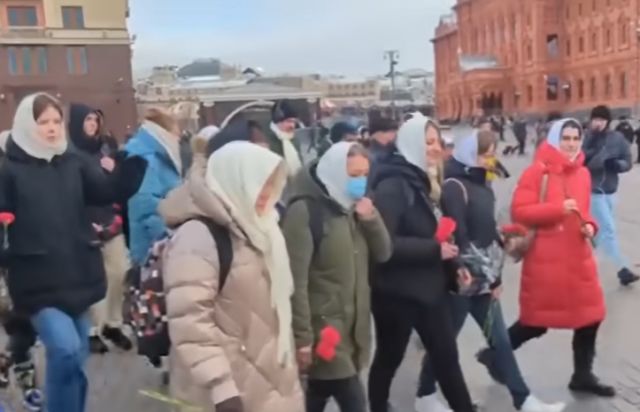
[123,217,233,365]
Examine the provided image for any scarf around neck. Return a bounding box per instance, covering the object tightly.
[141,120,182,173]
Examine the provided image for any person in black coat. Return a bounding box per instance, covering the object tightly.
[0,93,145,412]
[368,116,475,412]
[68,103,133,354]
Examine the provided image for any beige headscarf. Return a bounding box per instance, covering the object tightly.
[204,141,294,366]
[395,115,443,202]
[11,93,68,161]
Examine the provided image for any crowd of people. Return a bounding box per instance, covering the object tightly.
[0,92,635,412]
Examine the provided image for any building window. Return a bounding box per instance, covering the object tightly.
[526,84,533,105]
[66,47,88,75]
[604,74,611,97]
[578,2,583,15]
[605,29,611,48]
[566,6,570,19]
[621,23,628,44]
[7,6,38,26]
[7,46,47,75]
[62,6,84,29]
[579,36,584,53]
[620,72,627,98]
[578,79,584,100]
[590,77,597,99]
[566,39,572,56]
[591,33,597,51]
[527,43,533,61]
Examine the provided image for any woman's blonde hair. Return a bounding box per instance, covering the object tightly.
[143,107,178,133]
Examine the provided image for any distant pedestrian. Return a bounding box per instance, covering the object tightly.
[513,117,528,156]
[584,105,639,285]
[266,99,303,177]
[615,116,634,145]
[367,118,398,163]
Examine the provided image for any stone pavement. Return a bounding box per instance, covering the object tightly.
[0,128,638,411]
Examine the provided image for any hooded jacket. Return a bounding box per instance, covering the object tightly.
[68,103,122,241]
[0,93,145,316]
[370,116,457,304]
[511,119,605,328]
[160,145,304,412]
[583,126,632,194]
[125,121,182,265]
[282,142,391,380]
[442,132,503,295]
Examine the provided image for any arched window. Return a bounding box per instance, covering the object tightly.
[578,79,585,100]
[527,84,533,105]
[604,74,612,97]
[620,72,628,98]
[590,76,597,99]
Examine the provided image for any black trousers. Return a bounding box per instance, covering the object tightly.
[516,136,527,155]
[3,313,36,364]
[306,375,366,412]
[508,320,600,375]
[368,293,474,412]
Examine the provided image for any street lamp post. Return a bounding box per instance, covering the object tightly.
[384,50,399,119]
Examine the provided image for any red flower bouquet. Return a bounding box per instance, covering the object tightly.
[315,325,341,361]
[435,217,457,244]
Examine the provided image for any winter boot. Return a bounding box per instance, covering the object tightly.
[89,335,109,354]
[14,360,42,411]
[568,345,615,397]
[617,268,640,286]
[102,326,133,351]
[519,395,566,412]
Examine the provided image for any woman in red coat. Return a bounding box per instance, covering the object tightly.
[506,118,614,398]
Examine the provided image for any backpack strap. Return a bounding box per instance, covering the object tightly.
[288,195,325,257]
[193,218,233,292]
[443,178,469,205]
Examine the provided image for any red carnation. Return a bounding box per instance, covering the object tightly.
[113,215,123,226]
[500,223,528,236]
[0,212,15,226]
[315,325,341,361]
[320,325,341,346]
[315,342,337,361]
[435,217,457,244]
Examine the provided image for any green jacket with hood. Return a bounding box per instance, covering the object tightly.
[281,163,391,380]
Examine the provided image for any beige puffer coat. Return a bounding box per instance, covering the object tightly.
[159,160,304,412]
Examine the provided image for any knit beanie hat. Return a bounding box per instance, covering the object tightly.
[271,100,298,123]
[330,121,359,143]
[590,105,611,122]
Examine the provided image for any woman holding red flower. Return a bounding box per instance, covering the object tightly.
[481,119,613,398]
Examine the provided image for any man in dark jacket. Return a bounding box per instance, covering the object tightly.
[512,117,528,156]
[68,104,134,353]
[615,116,634,145]
[367,118,398,163]
[266,100,302,175]
[584,105,639,285]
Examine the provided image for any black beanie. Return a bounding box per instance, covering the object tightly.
[590,105,611,122]
[271,100,298,123]
[330,122,359,144]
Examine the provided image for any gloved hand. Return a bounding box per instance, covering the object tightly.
[216,396,244,412]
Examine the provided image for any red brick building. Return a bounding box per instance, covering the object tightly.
[433,0,640,121]
[0,1,136,138]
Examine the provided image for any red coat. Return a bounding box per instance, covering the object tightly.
[511,142,605,329]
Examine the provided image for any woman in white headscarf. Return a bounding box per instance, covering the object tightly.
[282,142,391,412]
[0,93,145,412]
[497,118,613,398]
[159,141,304,412]
[367,116,475,412]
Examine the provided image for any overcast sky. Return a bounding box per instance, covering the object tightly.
[129,0,455,76]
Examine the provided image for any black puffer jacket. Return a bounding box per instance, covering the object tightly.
[0,139,144,316]
[68,103,122,242]
[370,154,456,305]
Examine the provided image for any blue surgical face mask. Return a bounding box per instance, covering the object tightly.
[346,176,367,200]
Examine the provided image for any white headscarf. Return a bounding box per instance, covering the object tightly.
[11,93,68,161]
[204,141,294,365]
[270,122,302,177]
[197,125,220,141]
[317,141,357,210]
[453,130,479,167]
[395,115,439,172]
[546,118,584,160]
[0,130,11,153]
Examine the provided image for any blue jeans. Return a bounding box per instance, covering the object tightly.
[418,294,530,409]
[591,193,629,271]
[31,308,90,412]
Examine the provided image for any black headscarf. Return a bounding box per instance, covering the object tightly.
[206,121,253,156]
[68,103,102,154]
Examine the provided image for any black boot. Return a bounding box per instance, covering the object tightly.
[618,268,640,286]
[568,345,615,397]
[89,335,109,354]
[102,326,133,351]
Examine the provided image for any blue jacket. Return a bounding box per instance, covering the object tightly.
[583,129,632,194]
[125,127,181,264]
